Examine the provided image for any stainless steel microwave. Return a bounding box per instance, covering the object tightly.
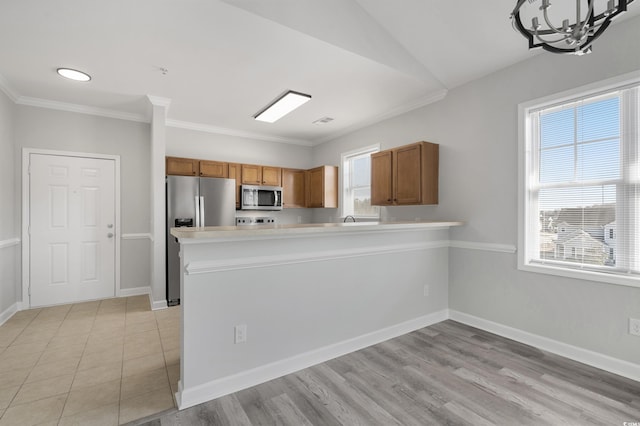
[241,184,283,211]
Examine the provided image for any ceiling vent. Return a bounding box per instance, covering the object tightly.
[312,116,334,125]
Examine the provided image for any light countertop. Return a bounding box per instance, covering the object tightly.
[170,220,463,241]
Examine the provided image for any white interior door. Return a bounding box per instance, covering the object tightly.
[29,154,116,307]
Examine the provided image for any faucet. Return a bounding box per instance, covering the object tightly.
[343,215,356,223]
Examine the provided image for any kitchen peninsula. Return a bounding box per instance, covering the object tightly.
[171,221,462,409]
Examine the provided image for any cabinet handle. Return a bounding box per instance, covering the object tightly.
[387,199,391,202]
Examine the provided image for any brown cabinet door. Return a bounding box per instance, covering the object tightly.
[228,163,242,209]
[306,167,324,208]
[394,144,422,204]
[371,151,393,205]
[241,164,262,185]
[199,160,228,178]
[262,166,282,186]
[166,156,199,176]
[282,169,306,208]
[420,142,439,205]
[306,166,338,208]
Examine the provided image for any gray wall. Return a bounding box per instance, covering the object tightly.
[15,106,152,292]
[0,90,17,314]
[166,127,314,170]
[312,16,640,364]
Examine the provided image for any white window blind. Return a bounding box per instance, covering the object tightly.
[341,145,379,218]
[524,82,640,279]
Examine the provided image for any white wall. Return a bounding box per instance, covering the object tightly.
[15,106,152,293]
[178,226,451,408]
[0,89,18,317]
[312,16,640,365]
[166,127,313,170]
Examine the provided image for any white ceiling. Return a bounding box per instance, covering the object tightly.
[0,0,637,146]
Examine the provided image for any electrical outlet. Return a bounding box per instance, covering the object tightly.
[234,324,247,344]
[629,318,640,337]
[423,285,429,297]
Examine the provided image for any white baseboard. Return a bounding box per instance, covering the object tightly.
[118,286,150,297]
[151,297,168,311]
[118,286,167,310]
[176,309,449,410]
[449,310,640,383]
[0,302,20,326]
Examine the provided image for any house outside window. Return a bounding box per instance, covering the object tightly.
[518,74,640,286]
[341,145,380,219]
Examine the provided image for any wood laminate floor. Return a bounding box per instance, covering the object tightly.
[132,320,640,426]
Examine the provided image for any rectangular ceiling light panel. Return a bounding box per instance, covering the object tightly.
[254,90,312,123]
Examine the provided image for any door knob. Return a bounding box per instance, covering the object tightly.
[107,233,114,238]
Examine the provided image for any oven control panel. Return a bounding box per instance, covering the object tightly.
[236,217,277,225]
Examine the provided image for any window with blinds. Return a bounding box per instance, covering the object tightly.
[341,145,380,218]
[521,79,639,284]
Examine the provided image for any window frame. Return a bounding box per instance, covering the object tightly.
[340,144,380,219]
[517,71,640,288]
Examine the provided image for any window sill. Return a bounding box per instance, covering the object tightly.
[518,261,640,289]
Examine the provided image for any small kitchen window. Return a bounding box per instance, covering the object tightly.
[341,145,380,219]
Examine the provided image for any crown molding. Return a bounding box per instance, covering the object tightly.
[165,119,314,147]
[312,88,448,145]
[0,73,19,102]
[16,96,148,123]
[2,69,447,149]
[147,95,172,109]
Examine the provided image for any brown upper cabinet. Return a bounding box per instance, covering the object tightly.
[371,141,438,206]
[306,166,338,208]
[281,169,306,208]
[241,164,261,185]
[166,156,229,178]
[199,160,229,178]
[241,165,282,186]
[167,156,338,209]
[166,156,199,176]
[261,166,282,186]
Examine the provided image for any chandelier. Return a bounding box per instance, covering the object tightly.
[511,0,634,55]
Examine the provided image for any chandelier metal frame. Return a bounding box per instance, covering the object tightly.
[511,0,634,55]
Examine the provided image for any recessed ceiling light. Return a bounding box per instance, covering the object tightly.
[254,90,311,123]
[56,68,91,82]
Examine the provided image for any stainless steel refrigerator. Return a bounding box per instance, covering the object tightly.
[166,176,236,305]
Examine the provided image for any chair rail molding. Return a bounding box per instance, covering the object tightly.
[0,238,20,249]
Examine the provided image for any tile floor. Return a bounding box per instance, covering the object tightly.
[0,296,180,426]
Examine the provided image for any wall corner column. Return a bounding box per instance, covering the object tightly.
[147,95,171,310]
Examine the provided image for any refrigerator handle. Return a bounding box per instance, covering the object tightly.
[199,196,205,227]
[195,196,200,227]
